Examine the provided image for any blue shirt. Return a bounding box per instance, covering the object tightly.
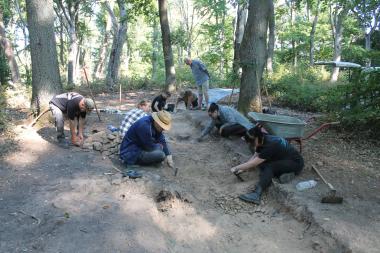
[190,59,209,86]
[119,116,170,165]
[201,105,254,137]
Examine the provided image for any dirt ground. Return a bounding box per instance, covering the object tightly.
[0,91,379,253]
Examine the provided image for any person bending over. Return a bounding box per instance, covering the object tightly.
[197,103,254,141]
[119,100,150,138]
[49,92,94,147]
[184,57,210,110]
[151,91,171,112]
[119,111,174,167]
[230,125,304,205]
[176,90,198,110]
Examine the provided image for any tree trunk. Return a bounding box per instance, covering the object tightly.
[238,0,271,114]
[266,0,275,75]
[106,0,128,90]
[309,0,320,65]
[151,19,160,81]
[290,1,297,68]
[95,3,113,79]
[364,32,371,67]
[233,3,247,76]
[26,0,62,113]
[67,25,78,85]
[158,0,176,92]
[330,5,348,82]
[0,9,21,84]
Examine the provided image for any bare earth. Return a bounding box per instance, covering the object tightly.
[0,91,379,253]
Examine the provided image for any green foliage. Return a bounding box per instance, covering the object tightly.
[268,64,331,111]
[326,69,380,131]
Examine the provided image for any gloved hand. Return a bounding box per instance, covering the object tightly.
[166,155,174,168]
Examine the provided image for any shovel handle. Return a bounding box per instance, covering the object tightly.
[311,165,335,191]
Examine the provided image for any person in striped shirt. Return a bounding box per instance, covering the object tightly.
[119,100,150,137]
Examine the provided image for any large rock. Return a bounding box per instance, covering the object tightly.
[93,142,102,151]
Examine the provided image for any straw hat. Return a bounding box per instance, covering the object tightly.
[152,111,172,131]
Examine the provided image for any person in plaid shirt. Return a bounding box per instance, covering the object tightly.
[120,100,150,137]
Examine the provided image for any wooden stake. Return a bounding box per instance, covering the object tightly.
[83,68,101,122]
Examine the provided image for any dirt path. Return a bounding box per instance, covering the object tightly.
[0,108,340,252]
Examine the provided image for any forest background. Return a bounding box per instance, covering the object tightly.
[0,0,379,134]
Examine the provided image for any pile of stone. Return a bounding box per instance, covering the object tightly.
[82,130,122,157]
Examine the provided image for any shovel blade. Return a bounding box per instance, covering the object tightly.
[321,195,343,204]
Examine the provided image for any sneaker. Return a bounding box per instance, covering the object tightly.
[279,172,295,184]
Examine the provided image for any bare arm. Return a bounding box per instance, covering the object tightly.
[78,117,85,143]
[69,119,79,145]
[230,155,265,174]
[153,101,160,112]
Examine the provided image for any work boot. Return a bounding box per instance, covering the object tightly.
[279,172,295,184]
[239,185,262,205]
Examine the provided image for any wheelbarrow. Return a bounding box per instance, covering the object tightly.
[247,112,339,153]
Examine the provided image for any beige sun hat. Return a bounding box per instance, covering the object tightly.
[152,111,172,131]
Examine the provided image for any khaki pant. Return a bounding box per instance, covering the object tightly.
[197,80,209,108]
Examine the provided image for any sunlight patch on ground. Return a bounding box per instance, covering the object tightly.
[4,127,50,167]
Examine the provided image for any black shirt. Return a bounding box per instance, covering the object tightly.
[257,135,302,162]
[151,95,167,112]
[50,92,86,120]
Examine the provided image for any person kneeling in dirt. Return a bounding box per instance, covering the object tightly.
[230,125,304,205]
[119,110,174,167]
[176,90,198,110]
[49,92,94,147]
[197,103,254,141]
[119,100,150,138]
[151,91,171,112]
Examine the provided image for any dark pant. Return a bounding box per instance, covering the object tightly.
[185,98,199,108]
[216,123,247,137]
[49,103,65,139]
[258,158,304,190]
[136,148,166,165]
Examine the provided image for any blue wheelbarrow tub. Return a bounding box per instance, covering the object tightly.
[248,112,307,139]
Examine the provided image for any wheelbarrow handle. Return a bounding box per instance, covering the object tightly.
[302,122,340,141]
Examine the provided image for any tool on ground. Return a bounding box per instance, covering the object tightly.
[311,165,343,204]
[83,67,101,122]
[28,108,50,127]
[168,164,178,176]
[234,171,244,182]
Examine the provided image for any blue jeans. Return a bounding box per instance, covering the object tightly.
[136,148,166,165]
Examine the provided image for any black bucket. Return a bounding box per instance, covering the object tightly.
[166,104,175,112]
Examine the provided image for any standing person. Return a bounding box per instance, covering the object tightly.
[197,103,254,141]
[230,125,304,205]
[176,90,198,110]
[49,92,94,147]
[184,57,210,110]
[119,111,174,167]
[119,100,150,138]
[151,91,171,112]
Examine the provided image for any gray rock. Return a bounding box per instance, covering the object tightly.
[93,142,102,151]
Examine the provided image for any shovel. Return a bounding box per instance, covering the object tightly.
[311,165,343,204]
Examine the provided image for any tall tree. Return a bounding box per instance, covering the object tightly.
[232,1,248,76]
[329,2,349,82]
[266,0,275,75]
[55,0,81,85]
[238,0,272,114]
[158,0,176,92]
[0,8,20,84]
[26,0,62,113]
[105,0,128,90]
[309,0,321,65]
[94,3,113,79]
